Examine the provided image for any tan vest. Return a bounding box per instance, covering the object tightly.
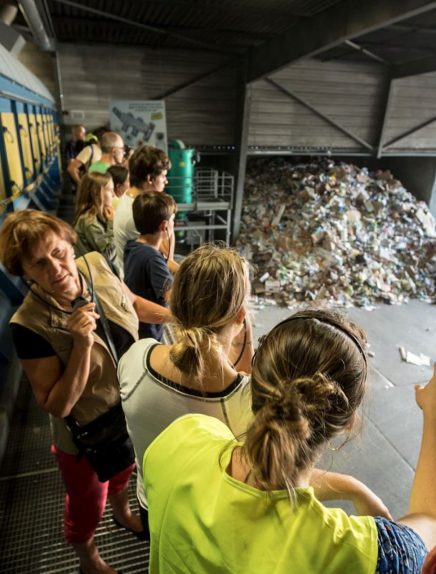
[12,252,138,453]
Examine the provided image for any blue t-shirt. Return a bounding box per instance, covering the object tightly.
[124,240,171,341]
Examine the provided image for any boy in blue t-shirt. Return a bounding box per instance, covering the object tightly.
[124,191,176,340]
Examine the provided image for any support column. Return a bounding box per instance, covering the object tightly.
[231,66,251,243]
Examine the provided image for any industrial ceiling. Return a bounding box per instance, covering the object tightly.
[8,0,436,82]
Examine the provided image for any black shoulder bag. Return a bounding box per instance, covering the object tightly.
[65,278,135,482]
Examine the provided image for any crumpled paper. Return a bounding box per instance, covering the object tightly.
[237,158,436,308]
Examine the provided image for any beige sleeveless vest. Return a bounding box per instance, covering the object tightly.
[12,252,138,453]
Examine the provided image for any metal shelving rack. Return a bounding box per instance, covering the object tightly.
[171,167,234,248]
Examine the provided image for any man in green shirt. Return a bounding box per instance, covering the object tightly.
[89,131,125,173]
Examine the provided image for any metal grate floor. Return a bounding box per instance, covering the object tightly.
[0,381,149,574]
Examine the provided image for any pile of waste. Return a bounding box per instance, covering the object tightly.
[237,158,436,307]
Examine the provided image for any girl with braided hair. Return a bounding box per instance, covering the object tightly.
[118,244,254,535]
[143,309,435,573]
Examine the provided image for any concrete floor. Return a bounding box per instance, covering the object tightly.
[250,299,436,519]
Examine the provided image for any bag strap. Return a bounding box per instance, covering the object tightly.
[93,290,118,365]
[79,254,118,365]
[84,143,95,172]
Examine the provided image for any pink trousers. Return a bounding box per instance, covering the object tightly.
[52,445,134,544]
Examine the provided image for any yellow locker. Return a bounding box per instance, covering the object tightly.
[0,153,6,201]
[36,110,47,160]
[48,115,55,145]
[1,112,24,191]
[46,114,53,147]
[28,113,41,172]
[17,113,34,181]
[42,111,51,156]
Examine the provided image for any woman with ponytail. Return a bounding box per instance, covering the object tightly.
[143,309,435,573]
[118,244,254,534]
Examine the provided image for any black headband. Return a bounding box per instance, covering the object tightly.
[255,313,367,367]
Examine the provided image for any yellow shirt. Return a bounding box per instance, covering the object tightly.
[144,414,378,574]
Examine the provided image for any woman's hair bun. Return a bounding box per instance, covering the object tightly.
[263,387,311,441]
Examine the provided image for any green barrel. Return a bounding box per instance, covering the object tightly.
[166,139,195,204]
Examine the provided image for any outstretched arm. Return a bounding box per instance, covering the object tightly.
[310,468,392,518]
[398,364,436,549]
[122,282,171,324]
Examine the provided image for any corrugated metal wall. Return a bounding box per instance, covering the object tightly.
[56,43,436,155]
[249,59,386,152]
[384,73,436,152]
[57,43,238,146]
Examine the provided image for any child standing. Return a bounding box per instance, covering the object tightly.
[124,192,176,340]
[74,172,119,276]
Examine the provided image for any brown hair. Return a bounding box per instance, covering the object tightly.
[129,145,170,188]
[107,165,129,189]
[169,244,249,381]
[0,209,76,276]
[74,172,112,224]
[244,309,367,495]
[133,192,176,235]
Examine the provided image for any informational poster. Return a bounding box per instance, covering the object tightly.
[109,100,167,152]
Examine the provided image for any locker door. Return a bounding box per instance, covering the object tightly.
[28,110,41,173]
[1,109,24,192]
[0,151,6,201]
[16,103,34,183]
[48,114,55,145]
[42,109,51,156]
[35,108,46,163]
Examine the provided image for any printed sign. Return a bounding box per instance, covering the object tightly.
[110,100,167,151]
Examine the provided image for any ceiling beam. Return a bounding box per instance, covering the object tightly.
[50,0,239,55]
[344,39,390,65]
[246,0,436,83]
[392,55,436,78]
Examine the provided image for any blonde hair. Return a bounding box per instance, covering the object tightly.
[0,209,76,276]
[74,172,112,224]
[244,309,367,496]
[169,244,249,381]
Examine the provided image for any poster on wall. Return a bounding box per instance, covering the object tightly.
[109,100,167,152]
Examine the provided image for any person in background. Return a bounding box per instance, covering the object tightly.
[118,244,254,536]
[0,210,171,574]
[124,192,176,341]
[65,125,86,194]
[88,132,125,174]
[73,172,119,276]
[114,145,178,275]
[143,309,434,574]
[67,127,107,185]
[65,125,86,164]
[107,165,130,198]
